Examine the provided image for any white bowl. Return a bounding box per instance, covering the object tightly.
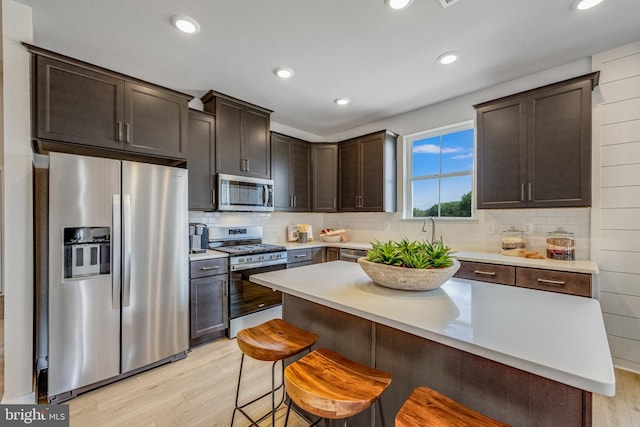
[357,258,460,291]
[321,235,342,243]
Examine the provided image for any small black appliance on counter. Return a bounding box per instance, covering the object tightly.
[189,223,208,253]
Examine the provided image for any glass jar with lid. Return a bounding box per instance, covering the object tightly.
[546,227,575,260]
[501,226,526,256]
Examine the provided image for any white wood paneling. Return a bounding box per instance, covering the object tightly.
[601,119,640,146]
[600,271,640,296]
[599,250,640,275]
[599,75,640,103]
[611,357,640,374]
[594,41,640,372]
[603,313,640,341]
[601,142,640,166]
[601,165,640,187]
[608,336,640,367]
[600,186,640,208]
[602,97,640,125]
[599,52,640,83]
[600,230,640,252]
[601,208,640,230]
[600,292,640,318]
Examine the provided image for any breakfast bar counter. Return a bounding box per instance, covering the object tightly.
[250,261,614,427]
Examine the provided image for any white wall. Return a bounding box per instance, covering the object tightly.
[593,41,640,374]
[1,0,34,403]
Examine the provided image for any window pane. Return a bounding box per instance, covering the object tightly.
[439,175,472,218]
[412,179,439,217]
[412,136,440,177]
[441,129,474,175]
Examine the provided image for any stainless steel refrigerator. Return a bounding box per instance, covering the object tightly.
[35,152,189,402]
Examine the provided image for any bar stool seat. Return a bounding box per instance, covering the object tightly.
[232,318,319,427]
[284,348,392,425]
[395,386,510,427]
[237,318,320,362]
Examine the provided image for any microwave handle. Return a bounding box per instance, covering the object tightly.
[262,184,269,206]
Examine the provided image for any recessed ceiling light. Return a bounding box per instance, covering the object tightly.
[437,52,458,65]
[385,0,414,10]
[575,0,603,9]
[171,15,200,34]
[334,97,351,106]
[274,67,295,79]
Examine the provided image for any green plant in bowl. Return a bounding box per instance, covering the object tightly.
[366,238,454,269]
[359,239,459,291]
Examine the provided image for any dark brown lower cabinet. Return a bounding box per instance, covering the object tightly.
[287,247,325,268]
[455,260,591,297]
[190,258,228,347]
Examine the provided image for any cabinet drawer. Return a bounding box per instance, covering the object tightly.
[288,248,312,263]
[516,267,591,297]
[190,258,228,279]
[456,261,515,285]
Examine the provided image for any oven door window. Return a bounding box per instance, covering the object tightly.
[230,264,283,318]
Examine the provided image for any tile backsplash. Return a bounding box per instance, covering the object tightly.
[190,207,591,259]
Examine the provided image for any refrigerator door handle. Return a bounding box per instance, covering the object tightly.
[112,195,122,309]
[123,194,132,307]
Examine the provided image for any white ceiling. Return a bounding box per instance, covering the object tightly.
[16,0,640,139]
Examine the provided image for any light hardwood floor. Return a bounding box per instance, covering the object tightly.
[0,329,636,426]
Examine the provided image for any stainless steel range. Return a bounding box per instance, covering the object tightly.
[208,226,287,338]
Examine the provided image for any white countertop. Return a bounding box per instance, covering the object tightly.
[188,250,228,261]
[250,261,615,396]
[454,250,599,274]
[275,242,599,274]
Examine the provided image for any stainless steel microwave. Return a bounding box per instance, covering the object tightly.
[217,173,274,212]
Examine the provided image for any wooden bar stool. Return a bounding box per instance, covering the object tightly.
[232,318,319,427]
[284,348,392,427]
[395,386,510,427]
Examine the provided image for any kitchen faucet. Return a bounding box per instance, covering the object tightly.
[421,217,438,243]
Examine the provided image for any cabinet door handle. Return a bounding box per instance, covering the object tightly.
[528,182,532,201]
[293,195,297,207]
[200,266,219,271]
[241,158,246,171]
[295,254,307,258]
[258,303,265,308]
[125,123,131,144]
[521,184,525,202]
[246,158,250,172]
[474,270,497,276]
[333,197,336,210]
[537,278,565,286]
[117,121,123,143]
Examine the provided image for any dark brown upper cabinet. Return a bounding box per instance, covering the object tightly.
[187,110,216,211]
[271,132,310,212]
[29,45,190,160]
[475,72,599,209]
[311,143,338,212]
[201,91,271,179]
[338,130,397,212]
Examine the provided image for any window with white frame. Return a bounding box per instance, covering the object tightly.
[405,121,474,218]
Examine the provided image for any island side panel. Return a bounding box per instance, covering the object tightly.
[376,324,592,427]
[283,294,376,427]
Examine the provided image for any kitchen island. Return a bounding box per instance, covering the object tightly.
[250,261,614,427]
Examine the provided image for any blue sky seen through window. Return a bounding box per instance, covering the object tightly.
[411,128,474,212]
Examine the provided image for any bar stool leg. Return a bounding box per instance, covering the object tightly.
[377,399,386,427]
[231,354,285,427]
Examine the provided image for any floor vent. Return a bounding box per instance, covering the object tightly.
[438,0,460,8]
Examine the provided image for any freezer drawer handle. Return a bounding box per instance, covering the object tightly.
[474,270,497,276]
[537,278,566,286]
[295,254,307,258]
[200,266,219,271]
